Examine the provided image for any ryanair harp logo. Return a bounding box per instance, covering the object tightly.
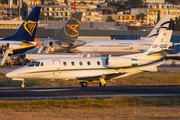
[64,18,81,37]
[23,20,37,36]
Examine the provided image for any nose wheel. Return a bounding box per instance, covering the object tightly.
[20,81,25,89]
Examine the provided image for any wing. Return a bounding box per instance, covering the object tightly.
[76,72,126,81]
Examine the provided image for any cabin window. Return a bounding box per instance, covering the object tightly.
[35,62,40,66]
[97,61,100,65]
[87,61,90,65]
[79,61,83,66]
[27,61,37,67]
[41,62,43,66]
[63,62,67,66]
[71,62,75,66]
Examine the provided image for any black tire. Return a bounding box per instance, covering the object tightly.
[99,82,106,87]
[80,82,88,87]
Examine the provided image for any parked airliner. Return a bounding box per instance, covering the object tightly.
[6,30,173,88]
[36,15,173,56]
[0,6,41,55]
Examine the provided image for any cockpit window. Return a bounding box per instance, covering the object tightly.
[41,62,43,66]
[36,62,40,66]
[27,61,37,66]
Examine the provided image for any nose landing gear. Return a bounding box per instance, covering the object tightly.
[20,79,27,89]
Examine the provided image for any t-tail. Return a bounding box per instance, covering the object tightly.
[2,6,41,41]
[146,30,173,55]
[53,12,83,40]
[143,15,171,41]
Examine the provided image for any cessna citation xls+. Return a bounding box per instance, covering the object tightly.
[6,30,173,88]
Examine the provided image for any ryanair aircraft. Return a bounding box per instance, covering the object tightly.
[0,6,41,55]
[6,30,173,88]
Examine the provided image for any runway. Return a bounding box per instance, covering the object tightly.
[0,85,180,100]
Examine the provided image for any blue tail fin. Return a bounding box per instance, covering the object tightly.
[2,6,41,41]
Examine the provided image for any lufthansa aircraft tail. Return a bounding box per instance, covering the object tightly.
[143,15,171,41]
[2,6,41,41]
[53,12,83,40]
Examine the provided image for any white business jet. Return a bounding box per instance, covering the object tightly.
[6,29,173,88]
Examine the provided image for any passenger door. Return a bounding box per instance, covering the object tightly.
[53,60,61,76]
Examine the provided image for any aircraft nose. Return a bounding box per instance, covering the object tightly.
[6,71,16,78]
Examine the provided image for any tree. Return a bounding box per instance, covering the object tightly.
[174,17,180,31]
[21,2,28,20]
[106,16,115,22]
[108,9,111,14]
[39,13,46,20]
[169,19,174,30]
[157,11,160,23]
[64,0,68,5]
[138,13,146,24]
[102,9,108,14]
[128,0,143,8]
[48,16,55,20]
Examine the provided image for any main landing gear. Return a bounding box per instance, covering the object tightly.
[99,77,106,87]
[79,77,107,88]
[80,82,88,87]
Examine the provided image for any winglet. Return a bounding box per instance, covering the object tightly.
[144,15,171,41]
[2,6,41,41]
[53,12,83,40]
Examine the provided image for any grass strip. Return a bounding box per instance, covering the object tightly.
[1,70,180,87]
[0,97,180,109]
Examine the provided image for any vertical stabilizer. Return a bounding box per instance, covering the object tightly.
[146,30,173,54]
[2,6,41,41]
[53,12,83,40]
[144,15,171,41]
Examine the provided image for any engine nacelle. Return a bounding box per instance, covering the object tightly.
[106,56,137,68]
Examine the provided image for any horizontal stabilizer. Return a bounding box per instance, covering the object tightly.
[140,67,157,72]
[174,43,180,46]
[139,49,147,53]
[148,49,173,56]
[20,40,35,45]
[36,40,58,45]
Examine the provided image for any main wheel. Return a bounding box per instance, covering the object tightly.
[99,82,106,87]
[80,82,88,87]
[20,83,25,89]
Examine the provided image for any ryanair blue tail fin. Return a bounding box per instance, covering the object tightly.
[53,12,83,40]
[2,6,41,41]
